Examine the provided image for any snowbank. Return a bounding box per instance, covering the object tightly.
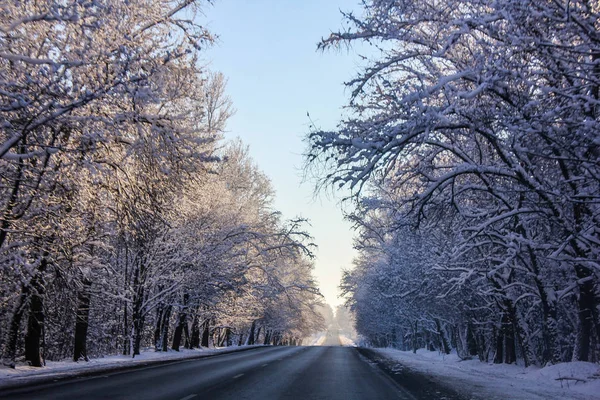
[0,346,261,389]
[339,335,357,347]
[306,332,327,346]
[375,348,600,400]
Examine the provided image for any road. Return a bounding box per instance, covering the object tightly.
[1,338,417,399]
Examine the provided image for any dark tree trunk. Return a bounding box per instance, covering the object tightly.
[24,291,44,367]
[225,328,232,347]
[477,330,487,362]
[183,321,190,349]
[122,245,130,356]
[25,257,47,367]
[466,323,478,356]
[73,278,92,362]
[263,330,271,345]
[201,320,210,348]
[160,305,171,352]
[216,328,227,347]
[154,302,164,351]
[122,300,130,355]
[511,307,532,367]
[132,314,144,357]
[131,262,147,357]
[172,300,188,351]
[248,320,256,345]
[3,290,28,367]
[255,327,262,344]
[412,320,418,354]
[494,322,503,364]
[575,272,596,362]
[504,319,516,364]
[273,332,281,346]
[525,245,561,365]
[435,319,451,355]
[190,315,200,349]
[450,326,458,352]
[494,312,516,364]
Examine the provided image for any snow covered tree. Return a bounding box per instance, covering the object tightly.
[310,0,600,365]
[0,0,324,368]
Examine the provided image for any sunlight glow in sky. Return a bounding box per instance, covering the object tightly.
[202,0,367,307]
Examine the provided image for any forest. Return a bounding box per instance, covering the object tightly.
[308,0,600,366]
[3,0,600,373]
[0,0,324,368]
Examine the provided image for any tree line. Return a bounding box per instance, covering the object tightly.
[0,0,323,368]
[308,0,600,366]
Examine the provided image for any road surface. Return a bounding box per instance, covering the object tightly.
[0,338,421,399]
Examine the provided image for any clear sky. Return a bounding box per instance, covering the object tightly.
[200,0,367,307]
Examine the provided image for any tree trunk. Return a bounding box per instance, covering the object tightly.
[154,302,164,351]
[73,278,92,362]
[160,305,171,352]
[183,321,191,349]
[494,312,516,364]
[122,301,130,355]
[24,257,47,367]
[248,320,256,345]
[2,290,28,367]
[493,321,504,364]
[255,327,262,344]
[172,304,188,351]
[574,271,596,362]
[131,262,146,357]
[122,299,130,356]
[201,320,210,348]
[525,245,560,365]
[412,320,418,354]
[190,315,200,349]
[504,317,517,364]
[122,244,130,356]
[467,323,479,356]
[132,316,144,357]
[435,319,451,355]
[225,328,232,347]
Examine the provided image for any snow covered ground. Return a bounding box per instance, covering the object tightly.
[0,346,262,389]
[339,335,357,347]
[306,332,327,346]
[375,348,600,400]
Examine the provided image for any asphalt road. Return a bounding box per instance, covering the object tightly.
[1,340,416,400]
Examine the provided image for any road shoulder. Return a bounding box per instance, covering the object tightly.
[357,348,467,400]
[0,346,265,393]
[359,347,600,400]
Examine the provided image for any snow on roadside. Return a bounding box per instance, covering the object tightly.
[0,346,259,388]
[375,348,600,400]
[306,332,327,346]
[339,335,357,347]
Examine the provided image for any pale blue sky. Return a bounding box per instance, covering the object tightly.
[200,0,367,307]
